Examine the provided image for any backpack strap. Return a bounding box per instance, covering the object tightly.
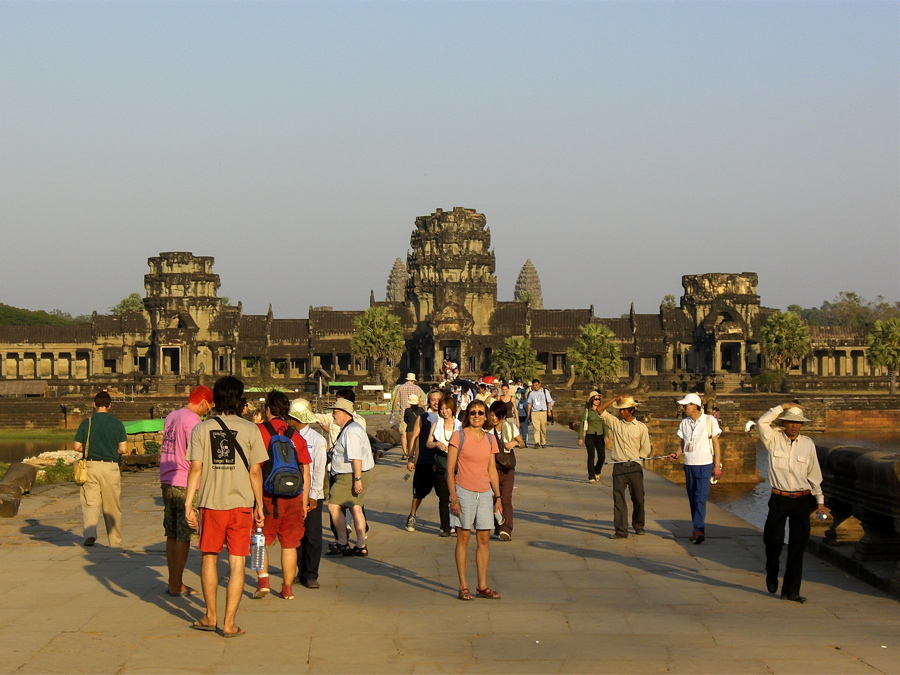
[213,416,249,472]
[263,420,277,438]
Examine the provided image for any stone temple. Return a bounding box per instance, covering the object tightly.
[0,207,880,394]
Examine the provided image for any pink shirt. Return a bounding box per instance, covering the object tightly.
[450,429,498,493]
[159,407,202,487]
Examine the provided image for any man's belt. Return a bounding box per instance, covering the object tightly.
[87,458,119,463]
[771,488,811,498]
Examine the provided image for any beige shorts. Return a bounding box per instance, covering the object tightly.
[328,471,372,508]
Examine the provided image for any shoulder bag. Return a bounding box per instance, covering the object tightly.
[73,417,91,486]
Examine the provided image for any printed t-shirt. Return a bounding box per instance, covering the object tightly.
[450,429,498,493]
[74,412,127,462]
[257,418,312,496]
[160,406,202,487]
[187,415,268,511]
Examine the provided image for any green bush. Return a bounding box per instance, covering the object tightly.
[143,440,161,455]
[37,458,74,485]
[751,370,785,393]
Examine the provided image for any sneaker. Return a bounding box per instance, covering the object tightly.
[609,532,628,539]
[450,527,457,536]
[405,515,416,532]
[253,577,270,599]
[439,528,451,537]
[499,531,511,541]
[634,529,645,536]
[693,532,705,544]
[304,579,320,589]
[280,584,294,600]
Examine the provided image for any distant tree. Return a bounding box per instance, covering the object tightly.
[760,311,810,372]
[219,296,230,306]
[490,337,541,382]
[661,295,677,310]
[867,318,900,395]
[567,324,621,385]
[109,293,143,315]
[351,307,405,385]
[788,292,900,327]
[0,303,73,326]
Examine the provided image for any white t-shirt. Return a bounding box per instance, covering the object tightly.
[432,415,462,445]
[676,414,722,466]
[329,420,375,475]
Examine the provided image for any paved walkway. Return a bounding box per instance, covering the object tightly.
[0,424,897,674]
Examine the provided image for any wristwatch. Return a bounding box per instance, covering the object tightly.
[353,476,362,481]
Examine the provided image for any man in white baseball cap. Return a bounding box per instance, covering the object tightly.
[667,393,722,544]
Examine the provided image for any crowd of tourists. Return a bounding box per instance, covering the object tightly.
[70,371,826,636]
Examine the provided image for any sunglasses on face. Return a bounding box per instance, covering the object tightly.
[469,410,486,416]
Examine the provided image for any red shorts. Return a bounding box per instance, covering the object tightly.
[198,507,253,556]
[262,494,306,549]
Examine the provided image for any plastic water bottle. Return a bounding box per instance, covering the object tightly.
[815,511,829,522]
[249,528,265,571]
[494,509,505,526]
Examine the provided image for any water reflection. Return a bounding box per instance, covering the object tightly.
[709,432,900,530]
[0,439,75,464]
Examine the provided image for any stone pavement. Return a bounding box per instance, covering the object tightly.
[0,423,897,675]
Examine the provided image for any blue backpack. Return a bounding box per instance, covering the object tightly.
[262,421,303,499]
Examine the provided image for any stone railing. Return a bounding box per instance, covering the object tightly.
[816,443,900,591]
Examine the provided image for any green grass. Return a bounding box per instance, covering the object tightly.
[0,429,76,441]
[0,458,74,485]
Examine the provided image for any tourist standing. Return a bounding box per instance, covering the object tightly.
[758,403,826,603]
[159,385,213,595]
[596,395,652,539]
[497,383,516,420]
[577,391,608,483]
[286,398,327,589]
[666,393,722,544]
[184,376,266,637]
[404,391,451,535]
[392,373,426,461]
[526,379,553,448]
[447,400,502,601]
[326,398,374,557]
[515,388,529,448]
[402,394,425,461]
[73,391,127,548]
[488,400,523,541]
[252,391,311,601]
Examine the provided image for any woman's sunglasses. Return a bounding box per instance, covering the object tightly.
[468,410,486,416]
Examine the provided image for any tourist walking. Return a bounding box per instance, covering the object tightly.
[184,376,267,637]
[596,395,652,539]
[326,398,374,557]
[159,385,213,595]
[252,391,311,601]
[497,383,516,420]
[402,394,425,461]
[391,373,426,461]
[488,401,523,541]
[286,398,327,590]
[526,379,553,448]
[446,400,502,600]
[758,403,826,603]
[73,391,128,548]
[515,389,529,448]
[404,391,452,535]
[666,393,722,544]
[577,391,608,483]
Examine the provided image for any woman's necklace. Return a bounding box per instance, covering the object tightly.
[440,418,454,443]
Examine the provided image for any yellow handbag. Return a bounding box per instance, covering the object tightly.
[73,417,91,486]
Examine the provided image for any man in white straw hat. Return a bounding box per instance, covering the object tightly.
[667,392,722,544]
[758,402,826,603]
[596,394,652,539]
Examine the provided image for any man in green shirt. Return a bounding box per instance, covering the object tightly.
[73,391,127,547]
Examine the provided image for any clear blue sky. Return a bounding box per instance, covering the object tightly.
[2,1,897,319]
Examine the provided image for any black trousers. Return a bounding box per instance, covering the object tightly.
[298,498,323,583]
[584,433,605,478]
[612,462,645,535]
[763,493,816,596]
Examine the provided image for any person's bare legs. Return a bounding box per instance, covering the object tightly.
[455,528,470,590]
[475,530,491,590]
[196,552,219,629]
[408,496,423,518]
[349,505,367,548]
[222,554,246,636]
[166,537,191,594]
[328,504,349,545]
[280,546,297,588]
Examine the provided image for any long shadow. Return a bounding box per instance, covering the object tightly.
[514,508,605,537]
[20,517,204,623]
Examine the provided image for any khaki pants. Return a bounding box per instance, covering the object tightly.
[531,411,548,446]
[81,461,122,547]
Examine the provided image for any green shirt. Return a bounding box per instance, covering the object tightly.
[579,407,607,440]
[75,412,127,462]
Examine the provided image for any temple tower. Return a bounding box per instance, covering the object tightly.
[514,259,544,308]
[385,258,407,303]
[143,252,222,339]
[406,207,497,332]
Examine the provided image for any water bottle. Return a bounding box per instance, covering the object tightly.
[815,511,828,522]
[249,528,265,571]
[494,508,505,526]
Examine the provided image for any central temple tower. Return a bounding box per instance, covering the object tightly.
[405,207,497,333]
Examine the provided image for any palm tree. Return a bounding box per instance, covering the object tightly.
[567,324,621,386]
[867,318,900,395]
[760,311,810,372]
[490,337,541,382]
[351,307,405,385]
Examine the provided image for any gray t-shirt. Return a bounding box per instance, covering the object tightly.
[187,415,268,511]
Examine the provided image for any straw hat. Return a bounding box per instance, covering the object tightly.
[778,407,812,423]
[408,394,420,406]
[613,395,640,409]
[587,390,602,400]
[287,398,318,424]
[405,372,416,381]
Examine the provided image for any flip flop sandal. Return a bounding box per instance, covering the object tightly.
[190,621,217,632]
[167,587,198,597]
[476,587,501,599]
[222,628,245,638]
[458,588,474,601]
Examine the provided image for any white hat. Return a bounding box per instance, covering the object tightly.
[677,393,703,408]
[408,394,420,406]
[613,395,640,409]
[405,372,416,381]
[778,407,812,423]
[330,399,355,416]
[288,398,318,424]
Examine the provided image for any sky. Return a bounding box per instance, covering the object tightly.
[1,1,897,320]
